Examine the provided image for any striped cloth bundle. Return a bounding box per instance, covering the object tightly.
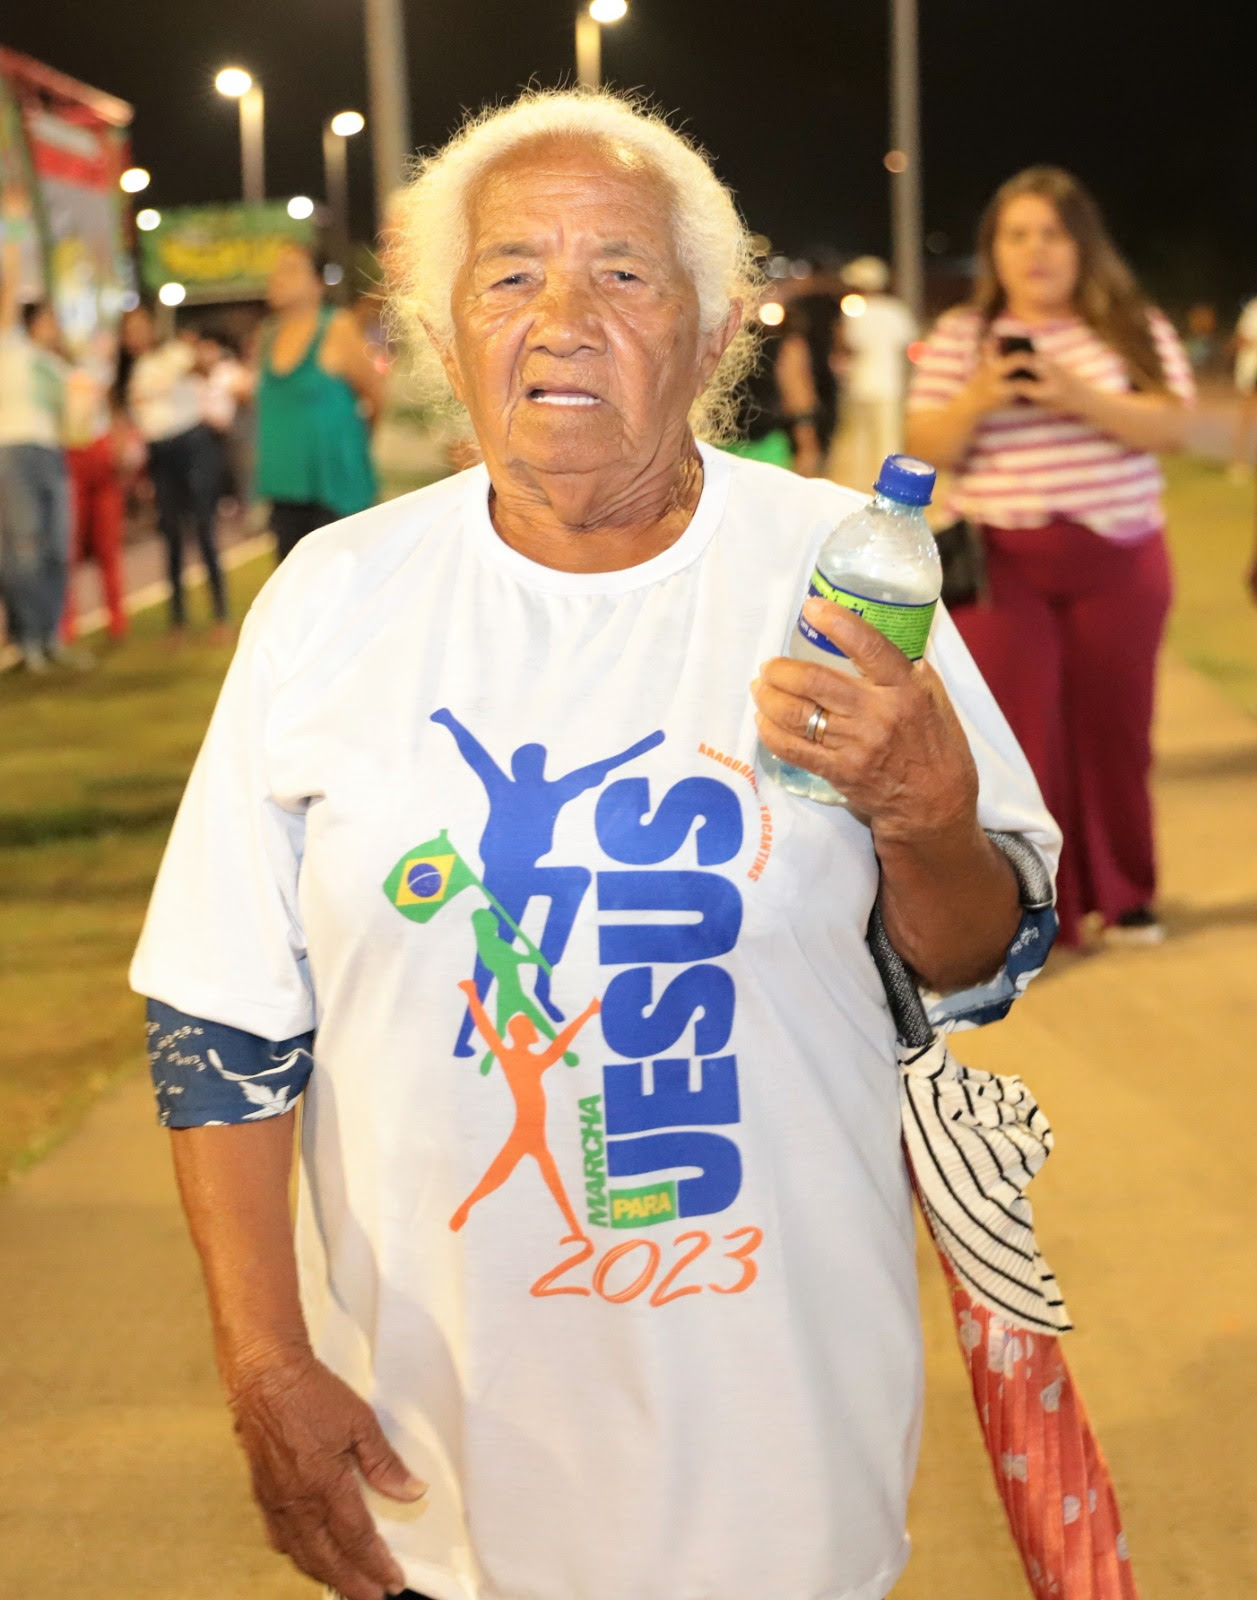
[869,832,1139,1598]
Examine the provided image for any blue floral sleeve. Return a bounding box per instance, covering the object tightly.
[923,901,1057,1032]
[146,998,314,1128]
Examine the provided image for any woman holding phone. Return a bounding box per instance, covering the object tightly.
[905,166,1194,948]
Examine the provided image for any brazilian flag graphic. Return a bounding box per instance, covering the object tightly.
[383,829,478,923]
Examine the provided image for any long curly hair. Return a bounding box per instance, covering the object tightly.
[972,166,1167,393]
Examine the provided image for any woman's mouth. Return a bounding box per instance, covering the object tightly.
[526,388,602,406]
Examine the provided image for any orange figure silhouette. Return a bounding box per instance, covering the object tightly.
[450,978,601,1239]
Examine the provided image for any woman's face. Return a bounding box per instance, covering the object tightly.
[441,138,738,489]
[27,304,58,349]
[121,308,155,355]
[268,246,321,311]
[992,193,1080,316]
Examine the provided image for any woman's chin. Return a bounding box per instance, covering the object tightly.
[506,409,625,475]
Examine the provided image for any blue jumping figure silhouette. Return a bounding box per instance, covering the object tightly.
[431,707,664,1056]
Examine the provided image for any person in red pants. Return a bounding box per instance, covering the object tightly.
[906,166,1195,947]
[61,352,129,644]
[63,433,126,643]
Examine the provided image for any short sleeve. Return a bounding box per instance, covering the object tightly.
[905,308,979,414]
[1148,309,1196,403]
[129,608,315,1039]
[147,1000,314,1128]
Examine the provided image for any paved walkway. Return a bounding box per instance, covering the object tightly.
[1,648,1254,1597]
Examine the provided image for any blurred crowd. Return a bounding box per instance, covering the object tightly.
[4,157,1257,954]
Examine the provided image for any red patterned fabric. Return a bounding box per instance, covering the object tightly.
[938,1252,1139,1599]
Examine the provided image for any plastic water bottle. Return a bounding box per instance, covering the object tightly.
[759,454,941,806]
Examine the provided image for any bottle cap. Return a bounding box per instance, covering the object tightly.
[873,454,936,506]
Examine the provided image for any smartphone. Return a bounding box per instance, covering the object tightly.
[998,334,1038,382]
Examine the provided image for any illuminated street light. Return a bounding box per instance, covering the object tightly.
[577,0,628,90]
[214,66,253,98]
[758,301,786,327]
[287,195,315,221]
[158,282,187,307]
[217,66,265,203]
[120,167,150,194]
[136,208,162,231]
[840,293,868,319]
[324,111,366,301]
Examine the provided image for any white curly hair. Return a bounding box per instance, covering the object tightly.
[385,88,763,441]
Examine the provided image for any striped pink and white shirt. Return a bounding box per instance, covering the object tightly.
[907,307,1195,540]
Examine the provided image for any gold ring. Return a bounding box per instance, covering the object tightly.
[805,704,828,742]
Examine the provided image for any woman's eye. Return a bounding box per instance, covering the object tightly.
[610,270,641,284]
[492,272,529,288]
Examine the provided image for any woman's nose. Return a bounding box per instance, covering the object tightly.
[530,277,601,354]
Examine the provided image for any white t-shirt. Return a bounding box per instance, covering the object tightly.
[0,328,66,447]
[128,340,203,442]
[842,295,917,403]
[131,445,1058,1600]
[1235,298,1257,392]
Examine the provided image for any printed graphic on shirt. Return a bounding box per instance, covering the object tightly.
[383,709,763,1304]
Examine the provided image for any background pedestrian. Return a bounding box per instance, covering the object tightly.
[905,166,1194,947]
[254,243,383,561]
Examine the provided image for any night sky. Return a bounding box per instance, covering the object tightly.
[4,0,1254,312]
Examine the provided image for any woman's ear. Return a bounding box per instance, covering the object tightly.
[697,301,744,388]
[425,321,465,404]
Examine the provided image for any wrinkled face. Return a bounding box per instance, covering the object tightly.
[441,138,736,482]
[268,245,320,311]
[992,194,1080,315]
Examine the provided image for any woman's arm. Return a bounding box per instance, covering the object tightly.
[171,1119,425,1600]
[903,345,1022,470]
[1017,356,1189,454]
[323,309,387,417]
[775,333,823,476]
[0,186,26,334]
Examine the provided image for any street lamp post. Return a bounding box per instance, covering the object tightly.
[324,111,365,301]
[216,67,266,205]
[888,0,924,319]
[363,0,412,227]
[576,0,628,92]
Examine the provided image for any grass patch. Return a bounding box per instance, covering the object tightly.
[0,458,1252,1184]
[0,556,271,1182]
[1163,456,1257,719]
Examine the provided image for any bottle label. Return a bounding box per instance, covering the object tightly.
[798,570,937,661]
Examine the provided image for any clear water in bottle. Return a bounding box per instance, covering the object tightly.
[759,454,942,806]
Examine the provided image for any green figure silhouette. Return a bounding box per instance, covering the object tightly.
[470,907,578,1075]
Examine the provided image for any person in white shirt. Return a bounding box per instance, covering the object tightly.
[132,89,1059,1600]
[827,256,917,491]
[0,191,72,671]
[1230,294,1257,474]
[119,305,228,637]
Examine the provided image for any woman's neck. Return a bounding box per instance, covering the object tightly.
[1002,297,1076,326]
[486,443,705,575]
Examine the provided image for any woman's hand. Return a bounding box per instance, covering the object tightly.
[752,597,978,845]
[228,1346,426,1600]
[752,597,1022,989]
[1009,350,1093,415]
[961,341,1027,419]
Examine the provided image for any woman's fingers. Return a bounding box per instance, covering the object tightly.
[280,1517,396,1600]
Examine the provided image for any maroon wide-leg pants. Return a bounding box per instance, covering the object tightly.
[954,520,1172,946]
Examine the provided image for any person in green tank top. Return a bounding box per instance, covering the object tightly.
[256,244,385,561]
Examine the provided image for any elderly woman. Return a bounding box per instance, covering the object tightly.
[133,91,1058,1600]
